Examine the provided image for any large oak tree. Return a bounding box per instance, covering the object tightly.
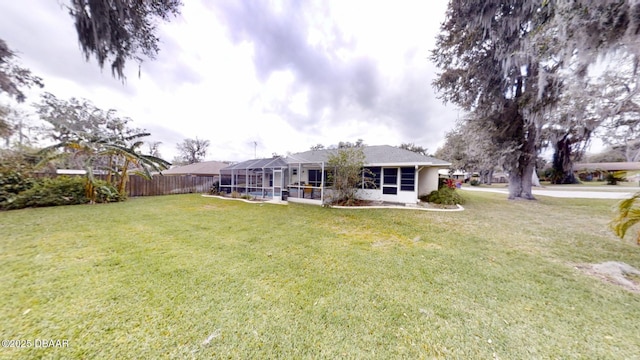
[433,0,640,199]
[67,0,182,80]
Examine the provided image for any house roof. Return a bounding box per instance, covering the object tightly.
[573,162,640,172]
[222,157,288,171]
[287,145,450,167]
[162,160,229,175]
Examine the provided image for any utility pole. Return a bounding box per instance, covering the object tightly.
[253,141,257,158]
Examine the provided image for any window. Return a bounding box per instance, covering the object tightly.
[382,168,398,195]
[400,167,415,191]
[383,168,397,185]
[308,169,322,187]
[363,167,381,189]
[382,186,397,195]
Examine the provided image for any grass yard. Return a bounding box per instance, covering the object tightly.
[1,192,640,359]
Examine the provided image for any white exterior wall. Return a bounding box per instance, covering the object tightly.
[355,189,383,202]
[282,164,443,205]
[356,167,419,204]
[391,189,419,204]
[288,166,309,184]
[356,187,419,204]
[418,167,440,196]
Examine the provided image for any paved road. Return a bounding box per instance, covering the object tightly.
[461,186,638,199]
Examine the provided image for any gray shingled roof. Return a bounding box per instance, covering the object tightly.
[573,162,640,172]
[162,160,229,175]
[287,145,450,166]
[222,157,288,171]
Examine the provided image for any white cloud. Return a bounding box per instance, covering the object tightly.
[0,0,458,162]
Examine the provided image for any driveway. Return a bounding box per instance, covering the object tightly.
[461,185,639,199]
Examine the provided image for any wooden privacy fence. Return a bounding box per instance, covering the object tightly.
[125,175,217,197]
[35,173,217,197]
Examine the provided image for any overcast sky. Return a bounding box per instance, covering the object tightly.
[0,0,459,162]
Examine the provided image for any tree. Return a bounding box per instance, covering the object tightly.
[399,143,429,156]
[432,0,640,199]
[0,105,11,142]
[435,117,502,185]
[432,2,556,200]
[36,93,170,200]
[585,147,627,163]
[148,141,162,158]
[594,53,640,163]
[326,146,369,206]
[337,139,365,149]
[543,84,599,184]
[1,105,42,148]
[0,39,43,103]
[36,92,142,170]
[40,130,170,201]
[176,137,209,164]
[310,144,325,151]
[66,0,182,79]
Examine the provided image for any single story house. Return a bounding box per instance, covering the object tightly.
[219,145,451,205]
[162,160,229,181]
[573,162,640,181]
[437,169,468,181]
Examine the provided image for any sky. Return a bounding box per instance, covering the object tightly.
[0,0,459,162]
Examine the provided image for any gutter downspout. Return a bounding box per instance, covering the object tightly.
[320,161,325,204]
[416,166,425,201]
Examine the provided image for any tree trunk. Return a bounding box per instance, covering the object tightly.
[106,155,114,185]
[117,159,130,195]
[508,165,535,199]
[508,122,537,200]
[551,135,578,184]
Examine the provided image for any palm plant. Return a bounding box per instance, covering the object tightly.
[40,129,170,203]
[611,192,640,244]
[98,136,171,195]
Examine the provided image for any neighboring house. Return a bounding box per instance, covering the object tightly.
[162,160,229,181]
[437,169,468,181]
[219,145,451,205]
[573,162,640,181]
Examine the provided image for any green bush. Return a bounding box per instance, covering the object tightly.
[0,170,35,206]
[420,187,465,205]
[606,171,627,185]
[3,176,121,210]
[470,179,481,186]
[209,181,220,195]
[95,182,123,203]
[6,176,87,209]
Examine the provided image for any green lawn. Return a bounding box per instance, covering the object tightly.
[1,193,639,359]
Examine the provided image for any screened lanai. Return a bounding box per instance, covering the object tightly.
[284,153,327,203]
[219,157,288,199]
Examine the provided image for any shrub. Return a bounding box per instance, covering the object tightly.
[209,181,220,195]
[326,147,368,206]
[0,170,35,207]
[6,176,87,209]
[470,179,481,186]
[606,171,627,185]
[421,187,465,205]
[3,176,121,210]
[438,177,457,189]
[95,181,123,203]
